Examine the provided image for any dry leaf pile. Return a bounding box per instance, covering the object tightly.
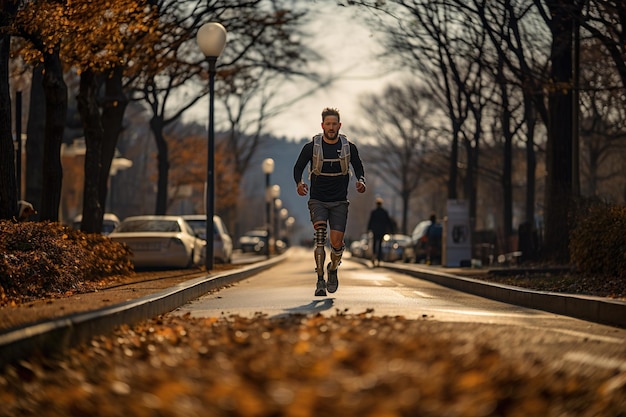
[0,220,133,306]
[1,312,624,416]
[468,270,626,300]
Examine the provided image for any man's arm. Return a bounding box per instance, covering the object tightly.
[294,142,313,196]
[350,143,366,193]
[293,142,313,184]
[349,143,365,182]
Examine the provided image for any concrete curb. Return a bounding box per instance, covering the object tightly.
[378,261,626,329]
[0,254,287,369]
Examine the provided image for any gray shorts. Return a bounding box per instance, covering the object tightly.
[308,199,349,232]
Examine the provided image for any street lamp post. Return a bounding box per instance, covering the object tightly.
[274,197,282,254]
[271,185,281,254]
[279,207,288,241]
[278,207,288,250]
[196,22,227,271]
[262,158,275,258]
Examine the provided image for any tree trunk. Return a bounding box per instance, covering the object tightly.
[151,116,169,215]
[25,65,45,217]
[401,188,410,235]
[99,67,129,214]
[0,15,17,219]
[524,99,538,260]
[499,68,514,251]
[448,129,459,199]
[39,49,67,222]
[77,69,104,234]
[543,0,579,263]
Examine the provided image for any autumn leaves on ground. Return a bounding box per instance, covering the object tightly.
[2,312,625,416]
[0,221,135,306]
[1,222,626,416]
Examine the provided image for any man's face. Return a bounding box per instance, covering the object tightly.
[322,116,341,140]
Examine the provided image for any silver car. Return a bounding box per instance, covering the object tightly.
[109,215,205,269]
[181,214,233,263]
[381,234,412,262]
[72,213,121,235]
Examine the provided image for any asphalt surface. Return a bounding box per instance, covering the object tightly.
[1,249,625,369]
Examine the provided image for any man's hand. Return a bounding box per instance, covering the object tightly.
[356,180,366,194]
[297,182,309,196]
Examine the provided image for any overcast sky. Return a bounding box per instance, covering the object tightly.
[264,4,399,140]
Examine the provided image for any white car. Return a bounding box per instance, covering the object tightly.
[109,215,205,269]
[180,214,233,264]
[73,213,121,235]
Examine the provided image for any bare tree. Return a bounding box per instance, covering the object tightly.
[354,1,488,230]
[533,0,585,262]
[134,0,319,215]
[579,39,626,199]
[357,83,442,234]
[470,0,549,255]
[579,1,626,91]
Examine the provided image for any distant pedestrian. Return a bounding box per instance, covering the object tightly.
[425,213,442,265]
[293,107,367,296]
[367,197,394,267]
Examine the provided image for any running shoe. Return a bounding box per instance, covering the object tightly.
[315,278,327,297]
[326,262,338,293]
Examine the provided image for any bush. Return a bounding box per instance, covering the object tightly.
[569,200,626,278]
[0,220,133,305]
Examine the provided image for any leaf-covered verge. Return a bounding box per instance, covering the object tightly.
[472,269,626,300]
[0,221,133,306]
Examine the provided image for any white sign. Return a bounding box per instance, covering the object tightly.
[443,200,472,267]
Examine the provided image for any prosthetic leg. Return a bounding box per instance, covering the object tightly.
[314,225,327,296]
[326,244,344,293]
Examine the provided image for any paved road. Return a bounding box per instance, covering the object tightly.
[174,247,626,378]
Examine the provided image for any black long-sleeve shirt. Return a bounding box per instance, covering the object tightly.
[293,138,365,202]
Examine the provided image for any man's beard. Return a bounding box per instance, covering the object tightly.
[324,130,339,140]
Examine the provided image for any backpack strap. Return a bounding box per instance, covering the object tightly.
[310,134,351,177]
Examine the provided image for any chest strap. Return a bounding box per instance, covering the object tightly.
[310,134,350,177]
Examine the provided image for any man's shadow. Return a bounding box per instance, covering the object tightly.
[274,298,335,318]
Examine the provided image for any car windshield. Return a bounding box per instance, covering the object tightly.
[116,219,180,233]
[185,219,218,239]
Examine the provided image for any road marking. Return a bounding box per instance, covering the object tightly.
[413,291,434,299]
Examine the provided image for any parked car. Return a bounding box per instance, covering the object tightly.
[180,214,233,263]
[349,233,372,259]
[381,233,412,262]
[72,213,120,235]
[403,220,443,264]
[108,215,204,269]
[238,229,269,254]
[349,239,364,258]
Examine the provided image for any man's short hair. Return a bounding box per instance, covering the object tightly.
[322,107,340,123]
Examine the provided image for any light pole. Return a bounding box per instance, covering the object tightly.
[262,158,274,258]
[285,216,295,245]
[271,185,281,255]
[274,196,282,254]
[279,207,288,249]
[196,22,227,271]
